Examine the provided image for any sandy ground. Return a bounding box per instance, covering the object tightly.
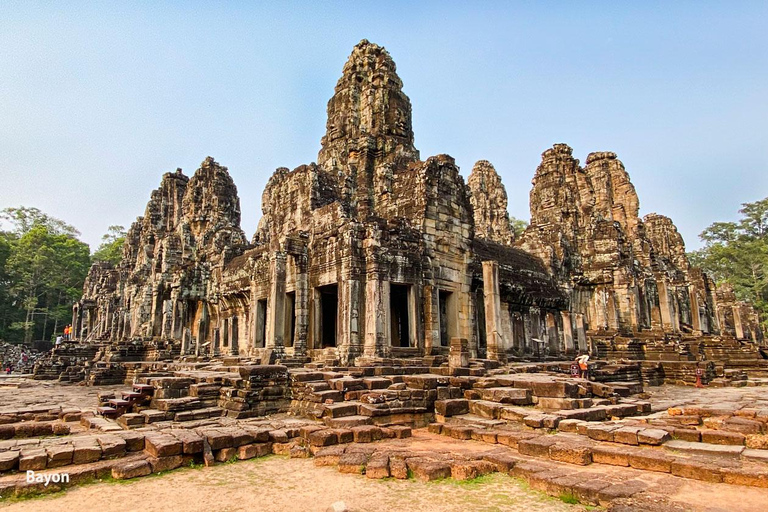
[0,456,587,512]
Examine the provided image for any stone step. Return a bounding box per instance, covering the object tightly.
[664,439,745,457]
[323,402,359,418]
[323,415,373,428]
[314,390,345,403]
[174,406,224,422]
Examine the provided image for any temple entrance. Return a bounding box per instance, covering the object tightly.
[319,284,338,348]
[254,299,267,348]
[390,284,411,347]
[438,290,455,347]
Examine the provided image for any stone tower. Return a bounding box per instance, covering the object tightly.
[317,39,420,218]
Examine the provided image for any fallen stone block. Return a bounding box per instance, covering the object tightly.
[407,457,451,481]
[637,428,670,446]
[518,437,558,458]
[149,455,184,472]
[365,454,390,479]
[96,435,126,459]
[215,447,238,462]
[434,399,469,417]
[111,459,151,480]
[0,450,19,471]
[46,443,74,468]
[597,480,648,504]
[549,443,592,466]
[389,457,408,479]
[144,434,182,458]
[450,460,495,480]
[483,451,521,472]
[351,425,382,443]
[309,430,338,447]
[338,452,369,474]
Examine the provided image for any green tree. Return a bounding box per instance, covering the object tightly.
[510,216,528,238]
[0,208,91,343]
[1,206,80,237]
[92,225,126,265]
[688,197,768,331]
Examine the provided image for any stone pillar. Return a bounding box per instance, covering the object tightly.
[689,286,702,333]
[363,276,388,358]
[423,284,439,356]
[265,252,287,354]
[482,261,506,362]
[561,311,574,352]
[657,280,674,331]
[449,337,469,368]
[575,313,587,351]
[293,255,309,358]
[733,306,745,339]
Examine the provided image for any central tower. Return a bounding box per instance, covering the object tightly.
[318,39,420,217]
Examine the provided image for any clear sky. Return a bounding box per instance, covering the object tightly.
[1,1,766,251]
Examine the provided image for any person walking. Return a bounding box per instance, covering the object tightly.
[575,353,590,380]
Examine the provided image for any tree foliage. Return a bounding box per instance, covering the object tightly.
[510,216,528,238]
[0,207,92,343]
[688,197,768,330]
[92,225,126,265]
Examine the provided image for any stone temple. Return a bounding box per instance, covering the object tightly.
[6,41,768,507]
[68,40,761,369]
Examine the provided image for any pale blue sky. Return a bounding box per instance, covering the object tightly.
[1,1,766,250]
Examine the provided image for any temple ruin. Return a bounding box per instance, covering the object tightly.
[69,40,761,369]
[3,40,768,509]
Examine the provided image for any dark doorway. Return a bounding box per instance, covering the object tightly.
[390,284,411,347]
[255,299,267,348]
[439,290,453,347]
[285,291,296,347]
[319,284,338,348]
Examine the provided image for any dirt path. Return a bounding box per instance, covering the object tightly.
[0,456,586,512]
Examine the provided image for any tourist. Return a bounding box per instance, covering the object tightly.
[55,335,63,347]
[575,353,590,380]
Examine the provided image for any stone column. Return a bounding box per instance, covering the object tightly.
[363,276,388,358]
[265,252,287,355]
[689,286,702,333]
[561,311,574,352]
[482,261,505,362]
[575,314,587,351]
[657,280,674,331]
[423,284,439,356]
[733,306,745,339]
[293,254,309,358]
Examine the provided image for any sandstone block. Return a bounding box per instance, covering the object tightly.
[407,457,451,481]
[670,460,722,482]
[18,449,47,471]
[637,428,670,445]
[338,452,369,474]
[112,459,151,480]
[97,435,127,459]
[628,450,672,472]
[365,454,390,479]
[518,437,557,458]
[701,430,745,446]
[0,450,19,471]
[46,443,74,468]
[450,460,495,480]
[548,443,592,466]
[434,399,469,417]
[149,455,184,472]
[144,434,182,458]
